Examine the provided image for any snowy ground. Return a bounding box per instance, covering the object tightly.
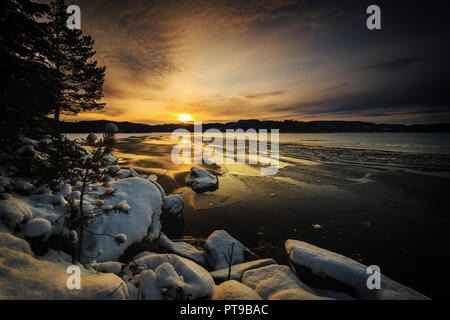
[0,134,431,300]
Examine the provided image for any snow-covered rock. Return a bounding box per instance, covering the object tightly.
[212,280,262,300]
[0,235,128,300]
[91,261,123,275]
[285,240,429,300]
[162,194,184,216]
[12,179,34,195]
[84,177,162,262]
[132,251,155,260]
[148,179,166,198]
[0,194,32,230]
[0,232,33,255]
[155,262,186,298]
[129,168,138,177]
[134,253,215,299]
[158,233,206,267]
[205,230,245,270]
[22,218,52,239]
[210,259,276,283]
[137,270,163,300]
[187,167,218,193]
[119,169,132,179]
[242,264,325,300]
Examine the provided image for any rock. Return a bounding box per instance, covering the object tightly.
[134,253,215,299]
[84,177,162,262]
[212,280,262,300]
[0,235,128,299]
[210,259,276,283]
[119,169,131,179]
[129,167,138,177]
[137,269,163,300]
[155,262,186,299]
[187,167,218,193]
[132,251,155,261]
[242,264,325,300]
[162,194,184,216]
[158,233,206,267]
[205,230,245,270]
[107,165,121,175]
[22,218,52,240]
[284,240,429,300]
[0,232,33,255]
[91,261,123,275]
[0,195,32,230]
[148,179,166,198]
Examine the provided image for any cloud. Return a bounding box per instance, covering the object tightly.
[71,0,302,90]
[361,55,426,72]
[326,84,348,90]
[242,90,286,99]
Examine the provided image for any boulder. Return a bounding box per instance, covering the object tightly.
[134,253,215,299]
[285,240,429,300]
[187,167,218,193]
[210,258,276,283]
[158,233,206,267]
[83,177,162,262]
[0,235,128,300]
[162,194,184,217]
[242,264,325,300]
[22,218,52,240]
[0,232,33,255]
[212,280,262,300]
[91,261,123,275]
[137,269,163,300]
[205,230,245,270]
[0,194,32,230]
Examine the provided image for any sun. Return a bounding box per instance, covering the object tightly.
[177,113,193,123]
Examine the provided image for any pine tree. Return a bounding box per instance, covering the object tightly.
[46,0,106,130]
[0,0,59,147]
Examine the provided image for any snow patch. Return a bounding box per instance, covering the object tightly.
[212,280,262,300]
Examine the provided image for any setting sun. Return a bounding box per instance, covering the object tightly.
[177,113,193,122]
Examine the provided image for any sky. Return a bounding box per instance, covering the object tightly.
[64,0,450,125]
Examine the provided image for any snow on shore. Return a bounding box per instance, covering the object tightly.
[0,135,431,300]
[285,240,430,300]
[84,177,162,262]
[0,233,128,300]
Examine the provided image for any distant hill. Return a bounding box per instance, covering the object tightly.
[61,119,450,133]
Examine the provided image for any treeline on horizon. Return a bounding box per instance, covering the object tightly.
[61,119,450,134]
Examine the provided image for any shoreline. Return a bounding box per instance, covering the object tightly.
[104,134,450,299]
